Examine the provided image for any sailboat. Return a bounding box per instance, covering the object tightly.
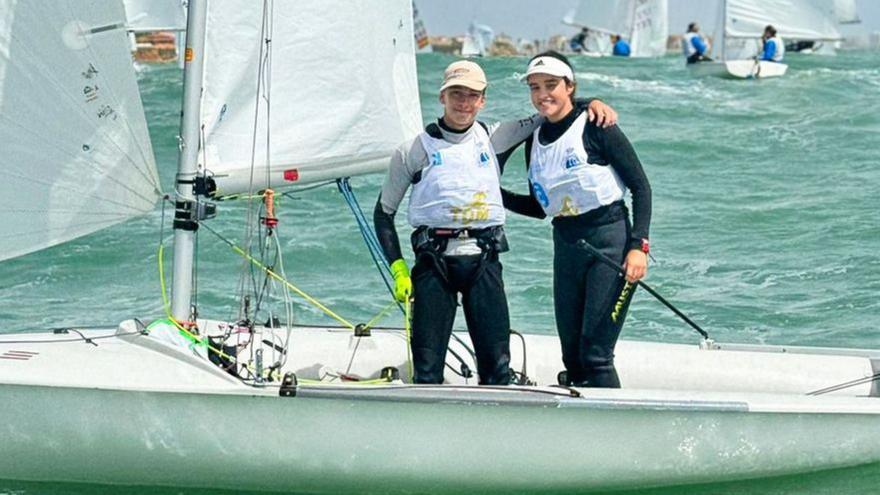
[689,0,843,79]
[461,21,494,57]
[3,1,880,493]
[564,0,669,58]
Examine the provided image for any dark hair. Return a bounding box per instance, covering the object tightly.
[528,50,577,103]
[764,25,777,36]
[688,22,698,32]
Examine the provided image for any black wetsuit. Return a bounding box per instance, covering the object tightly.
[502,106,652,388]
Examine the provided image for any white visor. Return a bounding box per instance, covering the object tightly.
[520,56,575,82]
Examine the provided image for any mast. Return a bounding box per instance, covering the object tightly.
[171,0,208,322]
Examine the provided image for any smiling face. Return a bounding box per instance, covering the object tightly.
[527,73,574,123]
[439,86,485,130]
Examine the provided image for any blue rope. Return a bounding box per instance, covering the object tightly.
[336,178,397,302]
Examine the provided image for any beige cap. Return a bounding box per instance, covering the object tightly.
[439,60,487,92]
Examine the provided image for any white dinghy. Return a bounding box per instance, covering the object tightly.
[2,1,880,494]
[688,0,841,79]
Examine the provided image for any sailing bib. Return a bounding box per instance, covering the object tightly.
[408,124,505,228]
[528,112,625,218]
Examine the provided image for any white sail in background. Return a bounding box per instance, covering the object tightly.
[461,22,494,57]
[201,0,422,195]
[0,0,160,262]
[831,0,860,24]
[123,0,186,32]
[569,0,668,57]
[630,0,669,57]
[726,0,841,42]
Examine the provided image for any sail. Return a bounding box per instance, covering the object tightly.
[461,22,494,57]
[0,0,160,262]
[569,0,668,57]
[123,0,186,32]
[808,0,861,25]
[201,0,423,195]
[629,0,668,57]
[726,0,842,41]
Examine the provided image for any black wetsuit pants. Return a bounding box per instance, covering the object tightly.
[553,217,635,388]
[410,251,511,385]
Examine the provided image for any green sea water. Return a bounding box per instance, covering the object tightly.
[1,51,879,494]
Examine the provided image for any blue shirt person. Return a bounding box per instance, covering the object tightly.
[683,22,711,64]
[760,25,785,62]
[612,35,631,57]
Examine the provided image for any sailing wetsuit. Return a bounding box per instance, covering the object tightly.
[501,106,651,388]
[374,115,541,385]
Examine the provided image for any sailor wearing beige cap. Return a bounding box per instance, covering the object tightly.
[373,59,618,385]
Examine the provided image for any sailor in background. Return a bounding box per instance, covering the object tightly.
[683,22,711,64]
[502,51,652,388]
[760,25,785,62]
[374,60,618,385]
[611,34,631,57]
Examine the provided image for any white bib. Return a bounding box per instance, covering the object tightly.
[528,112,625,218]
[408,124,505,229]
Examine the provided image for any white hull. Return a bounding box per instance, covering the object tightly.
[688,60,789,79]
[2,321,880,492]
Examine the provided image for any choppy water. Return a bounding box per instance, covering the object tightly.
[1,51,879,494]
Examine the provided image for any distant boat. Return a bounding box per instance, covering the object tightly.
[788,0,862,53]
[461,21,494,57]
[689,0,842,79]
[563,0,668,58]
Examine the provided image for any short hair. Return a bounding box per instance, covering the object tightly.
[688,22,698,32]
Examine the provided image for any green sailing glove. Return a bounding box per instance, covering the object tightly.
[390,259,412,303]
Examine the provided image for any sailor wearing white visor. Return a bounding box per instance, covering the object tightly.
[502,51,653,389]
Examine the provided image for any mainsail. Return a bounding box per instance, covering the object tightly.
[0,0,160,262]
[200,0,423,196]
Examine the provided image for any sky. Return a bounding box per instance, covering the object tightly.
[415,0,880,40]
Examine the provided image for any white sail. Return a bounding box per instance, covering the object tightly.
[629,0,669,57]
[831,0,860,24]
[123,0,186,32]
[726,0,842,42]
[569,0,668,57]
[0,0,160,262]
[201,0,422,195]
[461,22,494,57]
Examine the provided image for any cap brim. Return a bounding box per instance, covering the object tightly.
[440,80,487,92]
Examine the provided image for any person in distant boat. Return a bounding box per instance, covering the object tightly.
[759,25,785,62]
[502,51,652,389]
[611,35,631,57]
[683,22,711,64]
[373,60,618,385]
[570,27,590,53]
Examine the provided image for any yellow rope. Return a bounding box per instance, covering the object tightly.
[157,244,235,362]
[229,245,356,329]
